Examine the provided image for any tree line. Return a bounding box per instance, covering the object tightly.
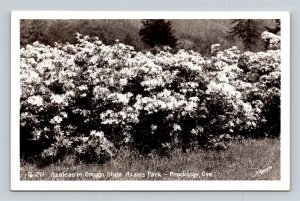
[139,19,280,51]
[20,19,280,54]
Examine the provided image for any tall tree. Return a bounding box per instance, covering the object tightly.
[139,19,178,48]
[227,19,263,51]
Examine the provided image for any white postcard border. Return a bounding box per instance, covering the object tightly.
[11,11,290,191]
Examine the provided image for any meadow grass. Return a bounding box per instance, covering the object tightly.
[20,138,280,181]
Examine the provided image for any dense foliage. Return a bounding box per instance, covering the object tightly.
[20,31,281,165]
[20,19,146,51]
[21,19,278,57]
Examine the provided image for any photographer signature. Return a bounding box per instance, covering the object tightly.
[253,166,273,178]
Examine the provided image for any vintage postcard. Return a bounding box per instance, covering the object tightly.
[11,11,290,191]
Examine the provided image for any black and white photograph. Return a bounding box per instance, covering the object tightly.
[11,11,290,191]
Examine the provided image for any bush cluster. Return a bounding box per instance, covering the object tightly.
[20,32,281,165]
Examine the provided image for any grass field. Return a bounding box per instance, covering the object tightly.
[20,138,280,181]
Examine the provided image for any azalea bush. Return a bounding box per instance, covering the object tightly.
[20,32,281,164]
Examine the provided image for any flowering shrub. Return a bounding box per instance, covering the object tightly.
[20,32,281,164]
[261,31,281,50]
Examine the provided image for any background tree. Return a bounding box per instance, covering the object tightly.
[20,20,48,46]
[139,19,178,48]
[227,19,263,51]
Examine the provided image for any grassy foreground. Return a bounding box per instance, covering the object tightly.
[20,138,280,181]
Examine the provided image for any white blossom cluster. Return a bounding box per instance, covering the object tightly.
[20,31,281,161]
[261,31,281,49]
